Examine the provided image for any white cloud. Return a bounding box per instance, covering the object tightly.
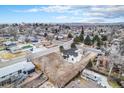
[77,17,105,23]
[83,12,105,17]
[12,5,124,23]
[40,5,72,13]
[14,8,39,12]
[13,5,83,15]
[14,5,73,13]
[13,5,124,15]
[91,6,124,13]
[55,15,67,19]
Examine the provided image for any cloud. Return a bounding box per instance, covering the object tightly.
[83,12,105,17]
[13,5,124,23]
[88,6,124,19]
[13,5,87,15]
[14,6,74,13]
[40,5,72,13]
[55,16,67,19]
[13,7,39,13]
[87,19,105,23]
[91,6,124,13]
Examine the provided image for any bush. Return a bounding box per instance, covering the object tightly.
[68,33,73,38]
[71,43,76,49]
[59,46,64,52]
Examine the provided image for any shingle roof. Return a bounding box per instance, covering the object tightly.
[63,48,78,57]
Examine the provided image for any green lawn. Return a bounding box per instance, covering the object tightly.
[108,80,121,88]
[22,45,33,49]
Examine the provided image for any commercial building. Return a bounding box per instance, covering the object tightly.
[0,61,35,87]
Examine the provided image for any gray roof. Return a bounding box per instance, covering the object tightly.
[63,48,78,57]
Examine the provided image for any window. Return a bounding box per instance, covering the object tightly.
[18,70,22,74]
[72,58,74,61]
[1,76,5,78]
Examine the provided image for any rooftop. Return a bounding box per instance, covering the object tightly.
[63,48,78,57]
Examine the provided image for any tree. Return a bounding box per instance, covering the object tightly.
[120,38,124,56]
[81,26,84,35]
[71,43,76,49]
[92,35,100,43]
[92,35,102,47]
[73,36,80,44]
[25,38,30,43]
[10,28,18,40]
[101,35,107,41]
[84,35,92,45]
[44,33,47,37]
[100,29,103,32]
[68,33,73,38]
[45,27,48,31]
[79,34,84,42]
[59,46,64,52]
[86,60,93,68]
[97,40,102,48]
[56,36,59,40]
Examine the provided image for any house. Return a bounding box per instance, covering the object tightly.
[18,35,26,42]
[62,48,82,64]
[4,41,16,47]
[3,34,13,39]
[8,46,21,53]
[0,61,35,87]
[7,44,34,53]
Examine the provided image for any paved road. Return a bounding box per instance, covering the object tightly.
[0,39,73,66]
[31,39,73,59]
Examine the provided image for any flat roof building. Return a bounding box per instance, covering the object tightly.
[0,61,35,87]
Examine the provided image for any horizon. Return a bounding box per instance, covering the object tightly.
[0,22,124,24]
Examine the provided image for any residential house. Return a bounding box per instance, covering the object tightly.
[62,48,82,64]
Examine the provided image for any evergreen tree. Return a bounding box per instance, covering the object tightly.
[81,26,84,35]
[84,35,92,45]
[86,60,93,68]
[71,43,76,49]
[79,34,84,42]
[97,41,101,47]
[101,35,107,41]
[120,38,124,56]
[73,36,80,44]
[93,35,103,47]
[92,35,100,43]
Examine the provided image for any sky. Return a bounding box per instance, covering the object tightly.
[0,5,124,23]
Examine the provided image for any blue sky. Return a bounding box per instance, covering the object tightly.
[0,5,124,23]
